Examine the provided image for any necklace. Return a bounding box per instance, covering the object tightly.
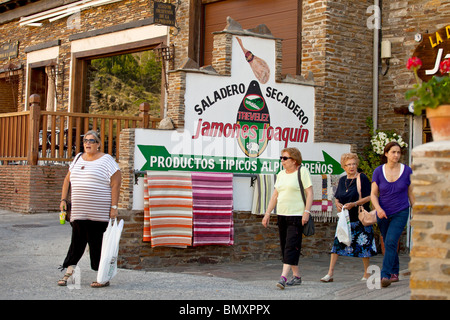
[345,177,355,192]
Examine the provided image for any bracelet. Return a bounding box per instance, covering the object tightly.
[304,209,310,214]
[60,199,67,202]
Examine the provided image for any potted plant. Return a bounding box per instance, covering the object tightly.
[405,57,450,141]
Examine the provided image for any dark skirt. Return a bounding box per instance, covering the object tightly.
[331,221,377,257]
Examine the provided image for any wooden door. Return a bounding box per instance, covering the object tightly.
[202,0,301,75]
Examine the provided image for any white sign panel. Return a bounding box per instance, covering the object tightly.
[133,34,350,209]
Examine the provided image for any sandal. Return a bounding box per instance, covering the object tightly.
[91,281,110,288]
[57,272,73,286]
[320,274,334,283]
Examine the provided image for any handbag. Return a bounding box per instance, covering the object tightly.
[356,173,377,226]
[298,167,315,236]
[65,152,83,222]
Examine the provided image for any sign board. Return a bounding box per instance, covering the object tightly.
[413,25,450,81]
[153,1,176,27]
[136,132,347,175]
[135,35,350,176]
[0,41,18,60]
[132,34,351,210]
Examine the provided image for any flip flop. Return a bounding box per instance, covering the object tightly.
[91,281,110,288]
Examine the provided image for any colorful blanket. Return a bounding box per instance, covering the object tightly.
[310,174,334,222]
[144,172,193,247]
[191,172,234,246]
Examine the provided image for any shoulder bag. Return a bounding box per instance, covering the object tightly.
[64,152,83,222]
[356,173,377,226]
[298,167,315,236]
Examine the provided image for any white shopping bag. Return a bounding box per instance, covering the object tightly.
[336,209,351,246]
[67,265,81,290]
[97,218,124,284]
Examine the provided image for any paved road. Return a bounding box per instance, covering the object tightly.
[0,210,411,304]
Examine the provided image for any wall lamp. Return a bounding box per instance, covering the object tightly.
[155,43,175,91]
[381,40,391,76]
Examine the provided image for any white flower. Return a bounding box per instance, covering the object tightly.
[370,130,408,155]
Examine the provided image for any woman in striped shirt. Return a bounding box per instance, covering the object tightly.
[57,130,121,288]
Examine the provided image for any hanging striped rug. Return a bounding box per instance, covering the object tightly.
[144,171,193,247]
[251,174,277,215]
[191,172,234,246]
[310,174,334,222]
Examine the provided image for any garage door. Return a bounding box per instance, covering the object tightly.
[203,0,300,76]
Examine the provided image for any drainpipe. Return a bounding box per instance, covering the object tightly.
[372,0,380,134]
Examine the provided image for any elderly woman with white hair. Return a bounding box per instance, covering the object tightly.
[320,153,377,283]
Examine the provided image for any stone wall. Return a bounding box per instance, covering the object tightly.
[0,164,67,213]
[410,141,450,300]
[117,208,338,269]
[301,0,375,151]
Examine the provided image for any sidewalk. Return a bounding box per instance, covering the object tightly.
[0,209,410,300]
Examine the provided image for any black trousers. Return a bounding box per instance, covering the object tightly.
[277,215,303,266]
[62,220,108,271]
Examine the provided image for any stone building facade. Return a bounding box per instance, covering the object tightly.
[1,0,447,158]
[0,1,449,295]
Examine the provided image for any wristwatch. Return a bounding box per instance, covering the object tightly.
[111,205,118,210]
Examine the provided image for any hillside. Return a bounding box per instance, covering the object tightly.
[88,50,162,118]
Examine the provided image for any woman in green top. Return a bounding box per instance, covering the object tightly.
[262,147,313,289]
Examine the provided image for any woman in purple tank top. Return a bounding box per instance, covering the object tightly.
[371,141,415,288]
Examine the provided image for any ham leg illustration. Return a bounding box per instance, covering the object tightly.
[236,37,270,84]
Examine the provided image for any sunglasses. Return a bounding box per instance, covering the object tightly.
[83,138,98,144]
[280,156,293,161]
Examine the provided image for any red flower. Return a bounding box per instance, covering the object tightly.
[406,57,422,70]
[440,59,450,74]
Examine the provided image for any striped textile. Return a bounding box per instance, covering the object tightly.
[69,153,120,222]
[251,174,277,215]
[143,174,150,241]
[311,200,334,222]
[191,172,234,246]
[144,172,193,247]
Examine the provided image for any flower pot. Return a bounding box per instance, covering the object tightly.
[426,104,450,141]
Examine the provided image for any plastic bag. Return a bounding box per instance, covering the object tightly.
[67,265,81,290]
[97,218,124,284]
[336,209,351,246]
